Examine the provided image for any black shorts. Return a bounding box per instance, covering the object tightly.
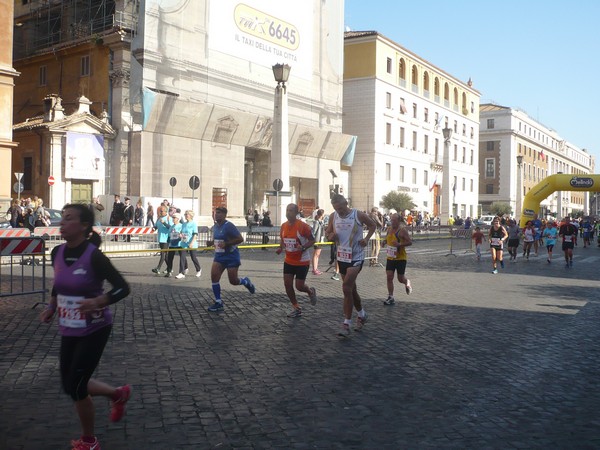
[338,260,364,276]
[283,262,309,280]
[562,242,574,251]
[386,259,407,275]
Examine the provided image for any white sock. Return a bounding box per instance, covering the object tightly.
[344,318,352,325]
[358,309,366,318]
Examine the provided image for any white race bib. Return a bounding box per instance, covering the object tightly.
[214,239,225,253]
[284,238,299,253]
[386,246,397,258]
[491,237,501,245]
[57,294,86,328]
[337,245,352,263]
[564,235,572,242]
[170,229,180,240]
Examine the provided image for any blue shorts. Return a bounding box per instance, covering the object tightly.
[214,253,241,269]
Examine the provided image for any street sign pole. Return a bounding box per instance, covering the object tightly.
[14,172,24,203]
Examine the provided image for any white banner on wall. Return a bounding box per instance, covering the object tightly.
[65,132,104,180]
[209,0,314,80]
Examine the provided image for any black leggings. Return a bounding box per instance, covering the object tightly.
[60,326,111,401]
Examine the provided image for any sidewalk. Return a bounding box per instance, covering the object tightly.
[1,247,600,449]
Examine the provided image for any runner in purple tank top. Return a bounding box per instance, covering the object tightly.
[40,204,131,450]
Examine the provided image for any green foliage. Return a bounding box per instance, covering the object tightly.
[489,201,512,216]
[379,191,417,212]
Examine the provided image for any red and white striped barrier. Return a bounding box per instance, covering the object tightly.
[0,238,44,256]
[33,226,62,237]
[104,226,156,235]
[0,229,31,238]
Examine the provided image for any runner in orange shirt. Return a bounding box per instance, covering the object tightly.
[276,203,318,318]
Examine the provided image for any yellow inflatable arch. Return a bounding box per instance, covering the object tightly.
[519,174,598,228]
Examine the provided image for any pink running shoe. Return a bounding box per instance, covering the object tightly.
[110,384,131,422]
[71,437,101,450]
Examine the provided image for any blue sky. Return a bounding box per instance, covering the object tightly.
[344,0,600,167]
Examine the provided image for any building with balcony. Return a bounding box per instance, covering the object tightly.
[12,0,353,223]
[479,104,594,219]
[343,31,480,222]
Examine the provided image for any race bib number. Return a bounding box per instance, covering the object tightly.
[170,229,180,240]
[564,235,572,242]
[284,238,299,252]
[57,295,86,328]
[337,245,352,263]
[214,239,225,253]
[386,246,397,258]
[491,237,501,246]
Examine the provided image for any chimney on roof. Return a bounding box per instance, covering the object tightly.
[43,94,63,122]
[77,95,92,114]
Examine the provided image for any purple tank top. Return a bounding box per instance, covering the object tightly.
[54,243,112,336]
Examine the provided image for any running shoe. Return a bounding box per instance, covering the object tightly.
[331,273,340,281]
[184,268,189,275]
[569,260,573,267]
[151,268,160,274]
[175,273,185,279]
[565,262,570,268]
[383,296,395,305]
[110,385,131,422]
[287,308,302,318]
[208,302,224,312]
[312,269,323,275]
[71,437,101,450]
[500,260,505,269]
[196,269,202,278]
[356,312,368,331]
[547,259,551,264]
[492,268,498,274]
[337,323,351,337]
[308,287,318,306]
[164,272,172,278]
[243,277,256,294]
[405,280,412,295]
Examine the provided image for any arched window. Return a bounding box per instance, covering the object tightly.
[411,65,418,86]
[434,77,440,96]
[423,71,430,92]
[462,92,468,114]
[453,87,459,106]
[444,82,449,101]
[399,58,406,80]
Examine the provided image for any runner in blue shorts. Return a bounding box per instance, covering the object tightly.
[206,207,255,312]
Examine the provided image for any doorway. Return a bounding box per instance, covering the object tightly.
[71,181,93,204]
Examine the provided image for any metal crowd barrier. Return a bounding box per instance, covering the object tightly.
[0,236,47,307]
[446,227,475,256]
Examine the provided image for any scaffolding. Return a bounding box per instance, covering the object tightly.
[14,0,138,59]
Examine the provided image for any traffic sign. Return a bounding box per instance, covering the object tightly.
[48,176,55,186]
[13,182,23,194]
[189,175,200,190]
[169,177,177,187]
[265,190,292,196]
[273,178,284,192]
[14,172,24,181]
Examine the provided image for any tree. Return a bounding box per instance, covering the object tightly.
[380,191,417,212]
[489,201,512,217]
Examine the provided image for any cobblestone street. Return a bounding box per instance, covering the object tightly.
[2,243,600,449]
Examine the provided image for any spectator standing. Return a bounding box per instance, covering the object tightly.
[369,207,383,266]
[146,202,155,227]
[180,210,202,278]
[88,197,104,227]
[152,205,172,274]
[134,201,144,226]
[165,213,186,278]
[261,210,273,249]
[311,209,325,274]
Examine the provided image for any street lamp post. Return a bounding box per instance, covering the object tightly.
[441,127,452,224]
[516,155,523,221]
[270,63,291,226]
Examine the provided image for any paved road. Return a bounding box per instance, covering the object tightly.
[1,239,600,449]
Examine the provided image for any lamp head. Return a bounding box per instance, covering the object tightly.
[442,127,452,141]
[516,155,523,165]
[272,63,291,85]
[329,169,337,178]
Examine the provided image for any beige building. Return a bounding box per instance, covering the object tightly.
[343,31,480,222]
[0,2,19,210]
[479,104,594,219]
[12,0,353,224]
